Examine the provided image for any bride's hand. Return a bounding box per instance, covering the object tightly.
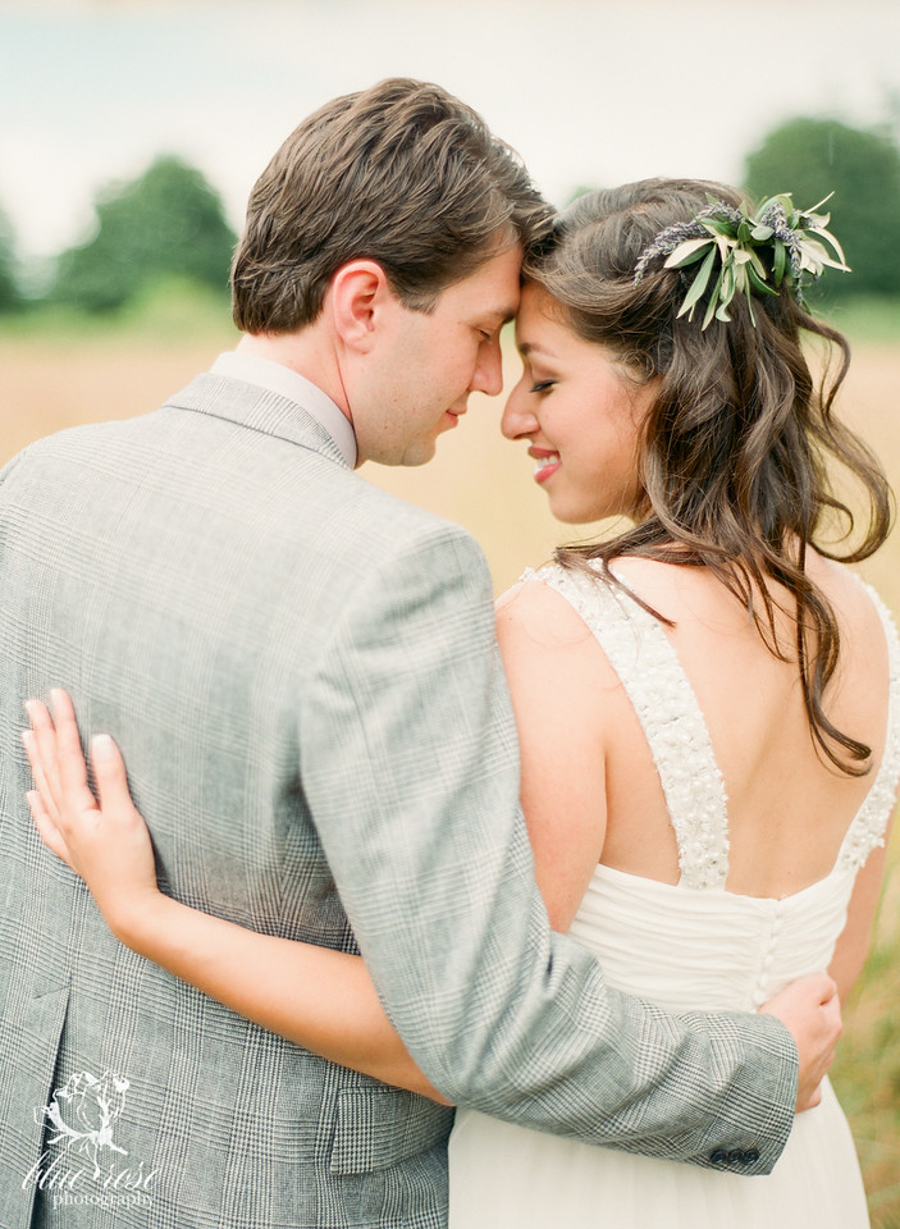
[23,689,161,937]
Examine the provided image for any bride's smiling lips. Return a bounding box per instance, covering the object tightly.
[529,446,560,484]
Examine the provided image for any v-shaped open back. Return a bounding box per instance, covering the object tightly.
[531,561,900,897]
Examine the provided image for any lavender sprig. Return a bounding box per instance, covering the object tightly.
[632,192,850,329]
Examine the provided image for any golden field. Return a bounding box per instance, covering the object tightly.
[1,319,898,1220]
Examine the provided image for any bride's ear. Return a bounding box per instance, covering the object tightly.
[329,260,396,354]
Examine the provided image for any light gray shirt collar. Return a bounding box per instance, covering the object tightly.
[210,350,358,469]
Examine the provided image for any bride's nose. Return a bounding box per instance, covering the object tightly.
[501,379,539,440]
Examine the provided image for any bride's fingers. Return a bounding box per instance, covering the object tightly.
[21,716,61,825]
[50,689,99,817]
[25,787,76,871]
[89,733,134,820]
[24,698,65,811]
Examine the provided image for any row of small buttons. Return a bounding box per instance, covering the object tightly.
[751,903,787,1008]
[709,1147,760,1167]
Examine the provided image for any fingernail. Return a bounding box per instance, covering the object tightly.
[20,730,34,750]
[50,689,64,709]
[23,700,37,719]
[91,734,116,761]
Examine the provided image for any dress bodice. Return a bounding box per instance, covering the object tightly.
[529,562,900,1014]
[568,864,861,1012]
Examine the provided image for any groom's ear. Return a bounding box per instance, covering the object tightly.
[329,260,396,354]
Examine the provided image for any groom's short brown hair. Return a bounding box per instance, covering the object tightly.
[231,78,551,333]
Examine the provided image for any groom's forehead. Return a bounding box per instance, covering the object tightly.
[441,243,523,320]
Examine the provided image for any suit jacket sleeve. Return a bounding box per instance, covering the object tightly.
[297,519,799,1172]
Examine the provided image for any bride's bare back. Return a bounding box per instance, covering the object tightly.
[496,551,893,997]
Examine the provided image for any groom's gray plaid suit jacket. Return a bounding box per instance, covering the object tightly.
[0,373,798,1228]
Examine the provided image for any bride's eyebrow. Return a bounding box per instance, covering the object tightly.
[517,340,558,361]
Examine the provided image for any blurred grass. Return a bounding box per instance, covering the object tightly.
[1,278,235,346]
[820,296,900,346]
[1,297,898,1221]
[834,833,900,1226]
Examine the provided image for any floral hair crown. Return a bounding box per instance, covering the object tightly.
[633,193,849,329]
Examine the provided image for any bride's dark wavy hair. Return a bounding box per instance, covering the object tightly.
[526,178,893,776]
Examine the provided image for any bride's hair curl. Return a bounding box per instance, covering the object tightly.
[525,178,893,776]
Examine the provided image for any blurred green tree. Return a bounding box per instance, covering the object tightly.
[0,204,22,313]
[743,117,900,299]
[50,155,236,314]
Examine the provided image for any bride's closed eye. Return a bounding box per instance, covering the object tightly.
[530,379,556,394]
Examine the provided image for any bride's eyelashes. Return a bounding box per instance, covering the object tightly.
[530,380,556,394]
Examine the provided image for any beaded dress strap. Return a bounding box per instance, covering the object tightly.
[525,563,730,890]
[835,584,900,873]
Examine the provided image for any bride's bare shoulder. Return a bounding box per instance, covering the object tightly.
[806,551,887,634]
[494,570,624,719]
[495,571,596,650]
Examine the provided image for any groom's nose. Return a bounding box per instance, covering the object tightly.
[470,335,504,397]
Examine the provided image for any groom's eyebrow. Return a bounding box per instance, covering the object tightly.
[487,306,517,328]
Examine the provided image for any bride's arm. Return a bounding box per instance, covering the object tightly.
[24,692,447,1104]
[24,578,607,1108]
[24,577,607,1101]
[493,580,610,932]
[828,835,892,1004]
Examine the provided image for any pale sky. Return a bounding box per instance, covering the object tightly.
[1,0,898,263]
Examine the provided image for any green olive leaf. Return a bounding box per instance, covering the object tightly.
[677,243,717,319]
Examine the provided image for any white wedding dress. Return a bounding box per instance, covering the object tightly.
[449,563,900,1229]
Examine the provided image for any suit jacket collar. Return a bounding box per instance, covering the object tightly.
[165,372,351,470]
